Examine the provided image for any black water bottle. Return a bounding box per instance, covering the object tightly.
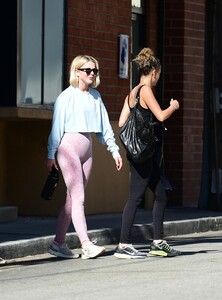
[41,166,59,200]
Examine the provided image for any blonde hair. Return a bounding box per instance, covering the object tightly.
[69,55,100,88]
[133,48,161,77]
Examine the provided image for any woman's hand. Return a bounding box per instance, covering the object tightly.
[114,156,123,171]
[46,159,59,172]
[170,98,179,110]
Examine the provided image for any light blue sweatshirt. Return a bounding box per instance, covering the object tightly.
[47,86,120,159]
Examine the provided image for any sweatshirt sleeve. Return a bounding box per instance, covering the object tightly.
[96,99,120,159]
[47,96,66,159]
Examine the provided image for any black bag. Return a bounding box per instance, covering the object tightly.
[41,166,59,200]
[119,86,158,164]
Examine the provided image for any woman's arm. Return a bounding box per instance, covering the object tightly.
[47,96,66,159]
[118,95,131,127]
[140,86,179,122]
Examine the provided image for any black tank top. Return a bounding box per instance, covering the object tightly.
[127,86,165,169]
[128,85,164,141]
[128,85,154,122]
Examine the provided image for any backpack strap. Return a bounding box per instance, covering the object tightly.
[135,84,145,102]
[127,85,145,110]
[127,95,130,107]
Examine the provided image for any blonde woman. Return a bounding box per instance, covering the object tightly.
[47,55,122,259]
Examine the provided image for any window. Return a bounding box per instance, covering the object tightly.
[131,0,145,87]
[132,0,143,14]
[17,0,65,107]
[132,0,141,8]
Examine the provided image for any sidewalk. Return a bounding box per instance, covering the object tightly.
[1,207,222,260]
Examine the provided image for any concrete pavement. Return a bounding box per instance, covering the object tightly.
[1,231,222,300]
[1,207,222,260]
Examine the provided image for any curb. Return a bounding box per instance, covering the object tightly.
[0,206,18,223]
[1,217,222,260]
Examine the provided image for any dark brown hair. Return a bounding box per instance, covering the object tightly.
[133,48,161,77]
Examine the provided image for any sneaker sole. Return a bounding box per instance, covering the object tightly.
[81,247,105,260]
[149,250,180,257]
[149,250,168,257]
[48,249,79,259]
[114,253,146,259]
[0,259,6,265]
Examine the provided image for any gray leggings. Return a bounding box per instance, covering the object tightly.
[120,157,167,243]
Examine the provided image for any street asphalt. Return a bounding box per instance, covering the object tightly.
[1,207,222,260]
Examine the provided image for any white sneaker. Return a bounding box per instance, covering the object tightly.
[82,243,105,259]
[0,257,6,265]
[48,243,79,259]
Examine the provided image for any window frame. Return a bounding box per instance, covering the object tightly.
[17,0,65,109]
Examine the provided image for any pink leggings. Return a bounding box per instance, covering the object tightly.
[54,132,93,245]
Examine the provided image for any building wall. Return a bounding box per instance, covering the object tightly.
[0,119,130,217]
[0,0,207,216]
[163,0,205,206]
[0,122,7,202]
[0,0,133,217]
[66,0,131,120]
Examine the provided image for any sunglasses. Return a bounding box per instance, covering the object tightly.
[78,68,99,75]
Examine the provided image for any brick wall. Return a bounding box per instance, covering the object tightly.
[66,0,131,120]
[65,0,206,208]
[163,0,205,206]
[146,1,158,50]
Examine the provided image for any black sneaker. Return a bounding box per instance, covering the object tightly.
[114,244,147,259]
[149,240,181,257]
